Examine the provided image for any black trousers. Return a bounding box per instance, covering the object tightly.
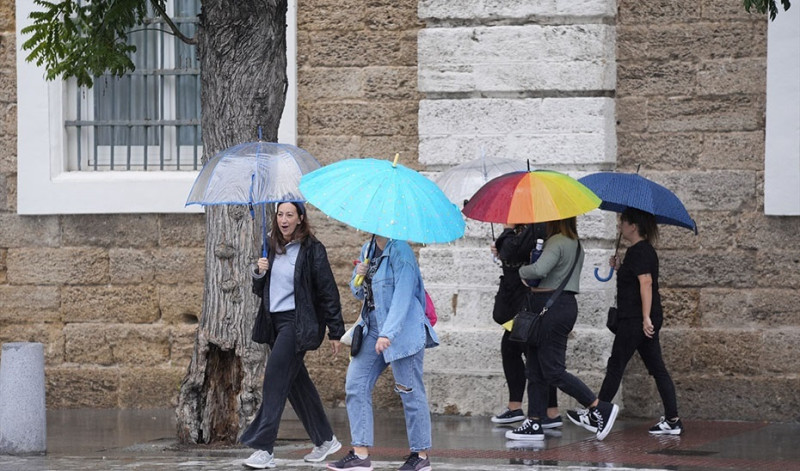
[525,293,596,419]
[240,310,334,452]
[598,317,679,419]
[501,330,558,408]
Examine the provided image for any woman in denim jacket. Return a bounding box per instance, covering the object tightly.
[328,236,438,471]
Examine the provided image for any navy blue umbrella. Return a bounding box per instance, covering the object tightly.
[578,172,697,281]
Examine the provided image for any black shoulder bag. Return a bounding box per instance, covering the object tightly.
[509,242,581,345]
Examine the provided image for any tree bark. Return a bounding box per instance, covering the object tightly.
[176,0,288,445]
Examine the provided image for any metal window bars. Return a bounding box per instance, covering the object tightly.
[64,0,202,171]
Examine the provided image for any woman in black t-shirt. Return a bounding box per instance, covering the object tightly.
[598,208,682,435]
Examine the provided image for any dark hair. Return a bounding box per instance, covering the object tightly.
[269,202,312,254]
[621,207,658,245]
[545,217,578,240]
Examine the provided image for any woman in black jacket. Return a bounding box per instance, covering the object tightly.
[240,201,346,469]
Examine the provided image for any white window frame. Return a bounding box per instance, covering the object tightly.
[764,4,800,216]
[16,1,298,214]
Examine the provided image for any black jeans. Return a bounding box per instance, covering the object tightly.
[501,330,558,408]
[525,293,596,419]
[598,317,678,419]
[240,310,334,452]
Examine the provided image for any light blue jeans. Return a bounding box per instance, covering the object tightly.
[345,310,432,452]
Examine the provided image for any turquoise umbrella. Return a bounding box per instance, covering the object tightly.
[299,155,465,244]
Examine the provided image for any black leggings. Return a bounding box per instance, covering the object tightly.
[501,330,558,409]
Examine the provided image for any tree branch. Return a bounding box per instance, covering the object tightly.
[149,0,197,45]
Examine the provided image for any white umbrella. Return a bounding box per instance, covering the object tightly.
[435,156,526,208]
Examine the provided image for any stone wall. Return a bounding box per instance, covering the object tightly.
[615,0,800,421]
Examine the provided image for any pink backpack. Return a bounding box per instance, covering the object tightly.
[424,290,437,326]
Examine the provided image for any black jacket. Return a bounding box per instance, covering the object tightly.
[251,236,345,352]
[492,224,546,324]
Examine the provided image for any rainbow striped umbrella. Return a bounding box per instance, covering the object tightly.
[462,170,601,224]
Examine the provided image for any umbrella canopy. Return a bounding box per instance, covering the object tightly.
[462,170,601,224]
[298,156,465,244]
[185,141,321,257]
[186,141,320,206]
[435,157,527,207]
[578,172,697,234]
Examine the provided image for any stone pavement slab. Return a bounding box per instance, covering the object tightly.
[0,408,799,471]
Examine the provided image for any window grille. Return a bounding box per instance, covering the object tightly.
[64,0,202,171]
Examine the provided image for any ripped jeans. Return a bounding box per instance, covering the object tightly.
[345,309,431,452]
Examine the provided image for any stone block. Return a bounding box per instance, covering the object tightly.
[0,214,60,248]
[696,288,800,329]
[427,286,496,328]
[696,58,766,96]
[159,214,206,247]
[364,67,420,100]
[62,214,159,248]
[169,324,198,369]
[567,328,614,370]
[153,248,205,285]
[651,170,757,212]
[0,173,6,211]
[617,60,696,97]
[0,69,16,103]
[660,288,700,327]
[0,33,15,70]
[418,25,615,93]
[418,0,615,21]
[735,212,800,251]
[358,135,419,163]
[0,323,64,365]
[300,30,418,67]
[419,246,501,288]
[299,68,365,101]
[759,330,800,374]
[45,367,119,408]
[304,100,418,136]
[701,1,769,20]
[423,369,508,415]
[755,250,800,289]
[298,0,365,31]
[617,132,701,171]
[419,98,616,166]
[0,132,15,174]
[426,330,502,372]
[617,23,765,62]
[615,98,648,132]
[297,136,362,165]
[699,131,764,170]
[646,95,764,133]
[575,289,617,327]
[656,210,734,250]
[109,249,156,284]
[7,248,109,285]
[661,249,754,288]
[0,285,60,323]
[686,329,763,375]
[119,367,185,408]
[61,285,159,324]
[159,284,203,325]
[748,289,800,327]
[617,0,702,24]
[64,324,170,367]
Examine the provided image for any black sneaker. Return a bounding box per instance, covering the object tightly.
[326,450,373,471]
[491,408,525,424]
[504,418,544,441]
[397,452,431,471]
[566,408,597,433]
[649,417,683,435]
[542,415,563,429]
[590,401,619,441]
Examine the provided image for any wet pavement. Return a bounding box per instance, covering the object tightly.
[1,408,799,470]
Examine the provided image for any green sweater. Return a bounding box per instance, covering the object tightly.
[518,233,583,293]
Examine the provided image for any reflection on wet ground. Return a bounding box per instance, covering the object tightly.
[0,408,798,470]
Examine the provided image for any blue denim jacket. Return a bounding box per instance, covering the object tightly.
[350,239,439,362]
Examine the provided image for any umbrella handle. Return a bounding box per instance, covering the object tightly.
[354,258,369,287]
[594,266,614,282]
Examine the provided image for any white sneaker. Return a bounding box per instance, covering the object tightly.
[243,449,276,469]
[304,435,342,462]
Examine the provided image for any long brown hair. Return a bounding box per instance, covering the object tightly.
[545,217,579,240]
[269,202,313,254]
[621,207,658,245]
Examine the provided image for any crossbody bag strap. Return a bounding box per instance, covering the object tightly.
[540,241,581,316]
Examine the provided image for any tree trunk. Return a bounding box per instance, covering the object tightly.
[176,0,288,445]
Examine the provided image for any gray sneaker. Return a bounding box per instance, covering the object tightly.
[305,435,342,462]
[398,452,432,471]
[327,450,373,471]
[243,449,276,469]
